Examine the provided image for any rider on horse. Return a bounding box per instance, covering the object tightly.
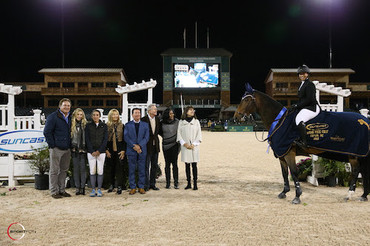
[291,65,321,147]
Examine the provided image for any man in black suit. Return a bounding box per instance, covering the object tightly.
[290,65,320,147]
[141,104,161,190]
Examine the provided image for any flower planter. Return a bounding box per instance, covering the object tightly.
[326,175,336,187]
[34,174,49,190]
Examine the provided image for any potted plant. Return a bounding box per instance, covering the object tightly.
[28,147,50,190]
[317,157,346,187]
[296,157,312,181]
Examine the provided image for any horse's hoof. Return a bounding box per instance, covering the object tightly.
[278,193,286,199]
[344,197,350,202]
[291,197,301,204]
[358,197,368,202]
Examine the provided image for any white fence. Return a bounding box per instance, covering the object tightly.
[307,81,352,186]
[1,80,156,186]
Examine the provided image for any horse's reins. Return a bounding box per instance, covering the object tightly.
[240,94,289,144]
[239,94,269,143]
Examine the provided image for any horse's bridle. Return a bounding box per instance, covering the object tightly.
[236,94,255,118]
[238,93,269,142]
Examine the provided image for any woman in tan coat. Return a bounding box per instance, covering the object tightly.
[177,106,202,190]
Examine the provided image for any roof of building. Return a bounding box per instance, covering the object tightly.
[270,68,355,73]
[38,68,124,74]
[161,48,233,57]
[265,68,356,84]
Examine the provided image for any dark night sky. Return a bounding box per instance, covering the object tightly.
[1,0,370,103]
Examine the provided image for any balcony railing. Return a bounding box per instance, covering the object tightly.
[272,88,298,94]
[41,87,117,95]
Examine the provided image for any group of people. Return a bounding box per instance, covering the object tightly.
[43,99,202,199]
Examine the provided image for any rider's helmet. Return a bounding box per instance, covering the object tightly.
[297,64,310,74]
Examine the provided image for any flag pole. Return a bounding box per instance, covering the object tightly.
[180,93,184,114]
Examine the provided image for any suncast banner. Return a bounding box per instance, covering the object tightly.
[0,130,47,153]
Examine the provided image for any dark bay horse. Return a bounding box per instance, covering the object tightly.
[234,85,370,204]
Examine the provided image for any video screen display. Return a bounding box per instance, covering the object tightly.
[174,63,219,88]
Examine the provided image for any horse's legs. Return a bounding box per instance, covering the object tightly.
[345,156,360,201]
[278,158,290,199]
[285,150,302,204]
[359,156,370,201]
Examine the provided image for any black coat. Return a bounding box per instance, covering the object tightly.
[141,115,160,154]
[85,120,108,153]
[106,123,127,153]
[296,78,319,112]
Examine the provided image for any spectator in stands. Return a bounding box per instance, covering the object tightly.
[43,98,72,199]
[160,108,180,189]
[71,108,87,195]
[177,106,202,190]
[85,109,108,197]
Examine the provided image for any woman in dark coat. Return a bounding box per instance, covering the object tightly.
[160,108,180,189]
[105,109,128,194]
[70,108,87,195]
[85,109,108,197]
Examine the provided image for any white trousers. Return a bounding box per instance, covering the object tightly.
[295,105,320,125]
[87,153,106,175]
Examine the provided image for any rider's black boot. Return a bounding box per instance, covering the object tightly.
[298,121,307,147]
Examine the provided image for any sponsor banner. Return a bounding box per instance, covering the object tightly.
[227,126,253,132]
[0,130,47,153]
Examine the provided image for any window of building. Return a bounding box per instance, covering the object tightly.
[78,82,88,88]
[91,82,104,88]
[275,82,288,93]
[48,82,60,88]
[106,100,118,106]
[276,82,288,88]
[92,99,103,106]
[106,82,118,88]
[62,82,74,88]
[77,100,89,106]
[48,99,59,107]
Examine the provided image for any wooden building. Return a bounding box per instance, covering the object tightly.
[38,68,128,108]
[264,68,362,109]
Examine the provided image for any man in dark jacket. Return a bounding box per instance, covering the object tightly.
[141,104,161,191]
[43,98,72,199]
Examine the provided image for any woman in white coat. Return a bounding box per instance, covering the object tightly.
[177,106,202,190]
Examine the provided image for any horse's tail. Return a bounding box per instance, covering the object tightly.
[359,153,370,198]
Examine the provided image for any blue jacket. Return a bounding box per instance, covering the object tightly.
[124,120,149,156]
[43,110,71,150]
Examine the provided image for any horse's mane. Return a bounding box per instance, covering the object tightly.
[253,90,284,129]
[254,90,283,111]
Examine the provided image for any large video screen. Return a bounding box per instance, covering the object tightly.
[174,63,219,88]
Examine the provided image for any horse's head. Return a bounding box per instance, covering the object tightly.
[234,83,257,121]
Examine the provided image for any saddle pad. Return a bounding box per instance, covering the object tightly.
[269,110,370,158]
